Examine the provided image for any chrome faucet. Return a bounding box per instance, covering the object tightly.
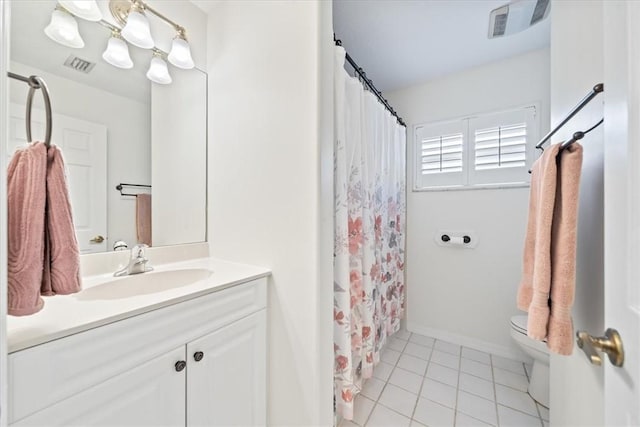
[114,244,153,277]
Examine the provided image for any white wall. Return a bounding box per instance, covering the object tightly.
[206,1,333,425]
[8,61,150,251]
[151,69,207,247]
[0,2,9,423]
[386,48,550,358]
[549,2,604,425]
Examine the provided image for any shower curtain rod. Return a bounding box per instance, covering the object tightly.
[334,38,406,127]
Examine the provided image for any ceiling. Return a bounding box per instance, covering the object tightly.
[333,0,551,92]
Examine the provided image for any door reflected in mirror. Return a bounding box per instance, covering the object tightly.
[8,0,207,253]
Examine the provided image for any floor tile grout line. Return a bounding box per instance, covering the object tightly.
[523,360,546,426]
[491,353,501,426]
[362,333,410,427]
[409,344,434,423]
[452,341,464,426]
[535,401,550,423]
[456,362,495,383]
[495,401,545,421]
[384,368,428,396]
[355,333,546,427]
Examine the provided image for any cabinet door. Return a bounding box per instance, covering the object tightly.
[187,310,266,427]
[13,346,186,426]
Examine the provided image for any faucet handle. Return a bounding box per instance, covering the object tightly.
[131,244,149,258]
[113,240,128,251]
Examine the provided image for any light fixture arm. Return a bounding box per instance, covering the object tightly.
[151,47,167,58]
[97,19,121,34]
[141,2,185,36]
[109,0,190,41]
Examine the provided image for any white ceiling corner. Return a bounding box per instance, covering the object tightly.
[333,0,551,92]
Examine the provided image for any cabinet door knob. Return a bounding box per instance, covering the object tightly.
[193,351,204,362]
[175,361,187,372]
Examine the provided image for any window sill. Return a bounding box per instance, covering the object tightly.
[412,182,530,192]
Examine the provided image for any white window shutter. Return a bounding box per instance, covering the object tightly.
[415,120,465,188]
[474,123,527,170]
[413,105,538,190]
[468,107,537,186]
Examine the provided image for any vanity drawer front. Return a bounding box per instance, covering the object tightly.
[9,278,266,423]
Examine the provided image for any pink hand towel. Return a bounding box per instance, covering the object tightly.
[517,144,560,338]
[136,193,152,246]
[517,142,583,355]
[41,144,81,296]
[547,143,583,354]
[7,143,47,316]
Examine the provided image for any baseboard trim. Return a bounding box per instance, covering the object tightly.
[406,322,531,362]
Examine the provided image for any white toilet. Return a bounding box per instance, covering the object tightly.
[510,315,550,408]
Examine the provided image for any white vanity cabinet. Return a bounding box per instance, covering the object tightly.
[13,346,187,426]
[8,278,267,427]
[187,311,266,426]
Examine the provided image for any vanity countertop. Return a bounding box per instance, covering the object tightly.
[7,257,270,353]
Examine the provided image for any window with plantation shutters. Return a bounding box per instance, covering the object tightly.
[414,105,538,190]
[474,123,527,170]
[421,133,464,175]
[415,120,466,188]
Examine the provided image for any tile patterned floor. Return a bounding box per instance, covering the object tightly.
[340,331,549,427]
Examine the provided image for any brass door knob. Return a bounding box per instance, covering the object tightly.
[576,328,624,367]
[89,235,105,244]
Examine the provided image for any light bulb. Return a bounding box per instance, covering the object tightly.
[44,8,84,48]
[102,33,133,69]
[58,1,102,22]
[146,55,172,85]
[168,34,195,69]
[122,7,154,49]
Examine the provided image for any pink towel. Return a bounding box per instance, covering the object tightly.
[517,143,583,355]
[41,144,81,296]
[7,143,47,315]
[136,193,152,246]
[8,142,82,316]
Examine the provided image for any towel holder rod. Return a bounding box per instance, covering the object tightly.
[559,118,604,151]
[536,83,604,150]
[7,71,53,148]
[116,183,152,197]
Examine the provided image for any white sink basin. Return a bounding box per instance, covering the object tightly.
[76,268,214,300]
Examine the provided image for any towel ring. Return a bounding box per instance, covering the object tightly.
[25,75,52,147]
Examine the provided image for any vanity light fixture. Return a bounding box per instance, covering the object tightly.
[46,0,196,82]
[167,29,195,70]
[146,49,172,85]
[58,0,103,22]
[110,0,195,67]
[44,6,85,49]
[102,31,134,69]
[120,0,154,49]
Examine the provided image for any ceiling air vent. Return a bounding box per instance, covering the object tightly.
[63,55,96,74]
[491,6,509,37]
[530,0,550,25]
[488,0,551,38]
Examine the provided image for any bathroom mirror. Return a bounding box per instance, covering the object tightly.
[7,0,207,254]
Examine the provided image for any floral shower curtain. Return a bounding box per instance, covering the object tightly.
[333,45,407,420]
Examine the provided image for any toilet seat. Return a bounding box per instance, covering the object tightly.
[510,315,528,335]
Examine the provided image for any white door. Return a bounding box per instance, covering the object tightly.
[12,346,186,426]
[186,310,266,427]
[601,1,640,425]
[8,104,107,253]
